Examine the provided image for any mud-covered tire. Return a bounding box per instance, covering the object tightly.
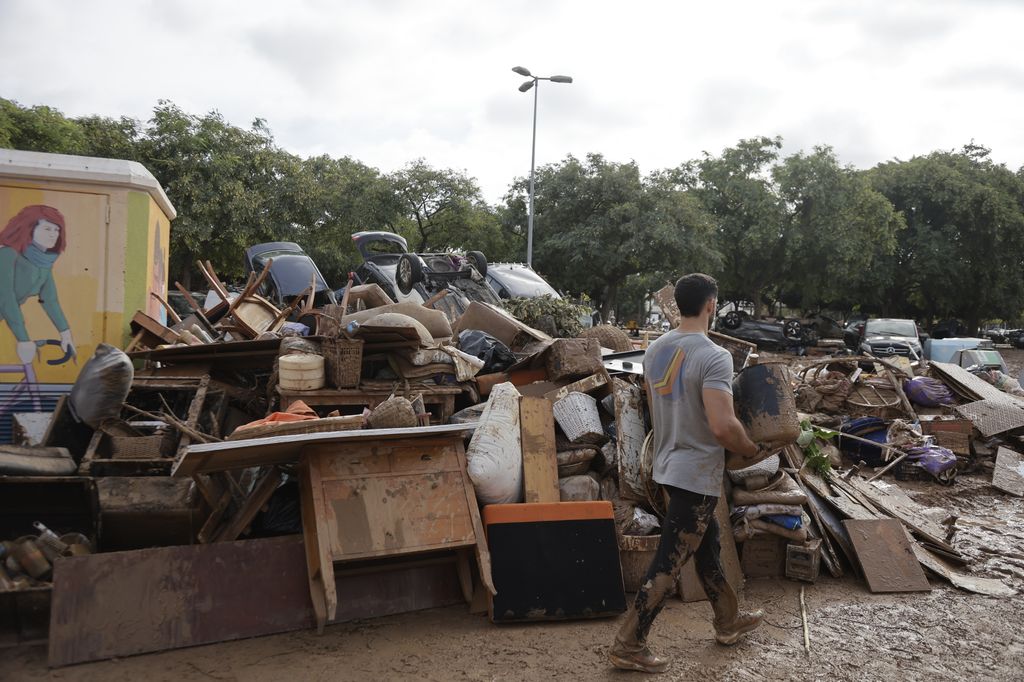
[465,250,487,277]
[723,311,742,330]
[783,319,803,340]
[396,254,424,295]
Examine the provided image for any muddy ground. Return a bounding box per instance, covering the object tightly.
[7,351,1024,681]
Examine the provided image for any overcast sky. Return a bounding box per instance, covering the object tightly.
[3,0,1023,201]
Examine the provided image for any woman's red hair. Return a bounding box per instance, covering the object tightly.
[0,205,67,255]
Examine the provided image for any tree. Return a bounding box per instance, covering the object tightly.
[0,97,87,154]
[137,101,299,287]
[502,153,717,319]
[772,146,903,312]
[868,144,1024,330]
[389,160,494,252]
[678,137,787,318]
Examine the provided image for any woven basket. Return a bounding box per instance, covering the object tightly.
[227,415,365,441]
[553,392,604,444]
[108,432,174,459]
[367,396,418,429]
[727,453,781,483]
[322,337,363,388]
[578,325,634,352]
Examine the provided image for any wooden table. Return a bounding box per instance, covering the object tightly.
[299,430,494,632]
[279,385,461,423]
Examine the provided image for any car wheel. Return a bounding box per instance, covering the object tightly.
[466,250,488,277]
[723,311,742,329]
[783,319,803,340]
[396,254,424,295]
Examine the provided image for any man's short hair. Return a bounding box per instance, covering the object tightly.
[674,273,718,317]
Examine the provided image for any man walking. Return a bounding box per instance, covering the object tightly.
[609,273,776,673]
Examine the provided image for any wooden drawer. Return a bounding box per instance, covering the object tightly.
[311,442,460,479]
[322,472,475,559]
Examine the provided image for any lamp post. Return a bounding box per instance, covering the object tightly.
[512,66,572,267]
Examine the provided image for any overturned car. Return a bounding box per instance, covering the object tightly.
[350,231,502,320]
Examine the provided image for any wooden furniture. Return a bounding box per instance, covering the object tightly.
[299,430,494,632]
[278,385,461,424]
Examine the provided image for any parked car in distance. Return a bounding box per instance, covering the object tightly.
[982,326,1009,344]
[931,318,968,340]
[244,242,337,308]
[858,318,923,360]
[1004,329,1024,349]
[350,231,502,319]
[714,310,816,350]
[485,263,561,300]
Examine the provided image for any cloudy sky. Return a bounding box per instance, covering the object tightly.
[2,0,1023,201]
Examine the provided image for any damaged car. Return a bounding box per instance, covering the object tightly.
[857,318,924,360]
[714,310,817,350]
[350,231,503,320]
[244,242,337,308]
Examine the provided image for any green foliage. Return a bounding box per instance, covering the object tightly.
[798,420,836,476]
[503,153,718,319]
[503,295,591,338]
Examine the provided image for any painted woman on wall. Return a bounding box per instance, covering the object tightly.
[0,204,76,365]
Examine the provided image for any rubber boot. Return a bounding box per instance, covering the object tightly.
[710,579,764,645]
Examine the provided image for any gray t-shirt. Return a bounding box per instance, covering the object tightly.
[643,330,734,496]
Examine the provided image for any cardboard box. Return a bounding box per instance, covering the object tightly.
[452,302,550,351]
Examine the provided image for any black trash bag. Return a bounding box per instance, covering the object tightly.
[251,480,301,537]
[457,330,516,373]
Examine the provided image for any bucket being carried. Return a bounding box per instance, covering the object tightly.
[733,363,800,444]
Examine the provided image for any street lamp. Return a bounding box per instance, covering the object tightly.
[512,66,572,267]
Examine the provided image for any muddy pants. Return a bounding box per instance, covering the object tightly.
[615,485,738,647]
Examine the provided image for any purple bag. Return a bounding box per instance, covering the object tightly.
[903,377,955,407]
[906,445,957,484]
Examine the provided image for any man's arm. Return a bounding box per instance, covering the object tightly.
[703,387,758,459]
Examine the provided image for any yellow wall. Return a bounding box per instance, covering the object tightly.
[0,180,172,385]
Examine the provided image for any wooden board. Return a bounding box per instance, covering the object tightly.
[613,378,648,502]
[543,370,611,403]
[47,536,464,667]
[172,423,478,476]
[519,396,560,503]
[842,476,957,554]
[844,519,932,593]
[679,490,744,599]
[993,447,1024,496]
[913,544,1016,597]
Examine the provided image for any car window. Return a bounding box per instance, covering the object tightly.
[866,320,916,337]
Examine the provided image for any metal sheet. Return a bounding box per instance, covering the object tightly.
[843,519,932,593]
[955,400,1024,437]
[993,447,1024,496]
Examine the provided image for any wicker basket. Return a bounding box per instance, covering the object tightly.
[322,337,363,389]
[553,392,604,444]
[727,453,781,484]
[367,396,418,429]
[227,415,365,441]
[578,325,634,352]
[108,432,175,459]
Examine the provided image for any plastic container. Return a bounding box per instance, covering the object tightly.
[732,363,800,444]
[279,353,325,390]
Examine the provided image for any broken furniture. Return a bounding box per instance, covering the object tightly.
[173,423,495,633]
[483,501,625,622]
[278,384,462,424]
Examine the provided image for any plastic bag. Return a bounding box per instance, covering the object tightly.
[903,377,955,407]
[457,330,516,374]
[68,343,133,428]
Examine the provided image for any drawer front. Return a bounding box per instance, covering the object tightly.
[312,442,461,479]
[323,472,474,558]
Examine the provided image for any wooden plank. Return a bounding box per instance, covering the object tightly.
[48,536,465,667]
[213,467,284,542]
[543,369,611,403]
[613,379,648,503]
[172,423,478,476]
[913,544,1016,597]
[844,518,932,593]
[679,489,744,601]
[843,476,957,554]
[300,454,333,632]
[993,447,1024,496]
[519,396,560,504]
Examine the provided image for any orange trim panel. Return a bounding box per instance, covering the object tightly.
[483,501,614,526]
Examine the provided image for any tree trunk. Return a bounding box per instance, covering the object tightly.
[752,289,764,319]
[181,264,192,291]
[601,282,618,323]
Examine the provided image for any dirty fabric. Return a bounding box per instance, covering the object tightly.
[616,486,735,647]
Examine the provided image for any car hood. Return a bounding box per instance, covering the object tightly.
[865,335,919,344]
